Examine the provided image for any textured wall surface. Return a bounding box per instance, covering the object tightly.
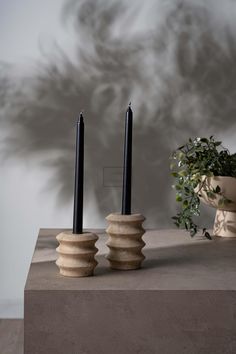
[1,0,236,316]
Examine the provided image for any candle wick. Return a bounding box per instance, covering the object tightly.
[129,102,132,107]
[78,111,84,123]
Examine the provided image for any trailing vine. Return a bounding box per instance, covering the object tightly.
[170,136,236,239]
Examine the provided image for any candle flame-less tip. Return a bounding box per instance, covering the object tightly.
[78,111,84,123]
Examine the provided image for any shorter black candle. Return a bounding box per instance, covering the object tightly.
[121,103,133,215]
[73,112,84,234]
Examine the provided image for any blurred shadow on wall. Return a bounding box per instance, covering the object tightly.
[1,0,236,227]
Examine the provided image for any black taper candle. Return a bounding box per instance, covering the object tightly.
[73,112,84,234]
[121,103,133,215]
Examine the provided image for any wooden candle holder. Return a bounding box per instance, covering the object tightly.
[106,213,146,270]
[56,231,98,277]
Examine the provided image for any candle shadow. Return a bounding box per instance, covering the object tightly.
[95,236,236,278]
[1,0,236,229]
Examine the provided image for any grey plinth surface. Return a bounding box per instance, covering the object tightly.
[24,229,236,354]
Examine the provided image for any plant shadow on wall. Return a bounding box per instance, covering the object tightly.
[1,0,236,227]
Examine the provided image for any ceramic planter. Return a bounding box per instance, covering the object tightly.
[198,176,236,237]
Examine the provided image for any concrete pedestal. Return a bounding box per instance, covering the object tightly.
[24,229,236,354]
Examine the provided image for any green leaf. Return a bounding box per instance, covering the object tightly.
[179,170,187,177]
[218,198,225,207]
[175,185,182,190]
[179,179,184,185]
[171,172,178,177]
[185,222,190,230]
[172,216,179,220]
[190,228,197,237]
[200,138,208,143]
[204,232,212,240]
[224,198,233,204]
[215,185,221,193]
[176,195,183,202]
[206,191,216,199]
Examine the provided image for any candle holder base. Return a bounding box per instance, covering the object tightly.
[106,213,146,270]
[56,231,98,277]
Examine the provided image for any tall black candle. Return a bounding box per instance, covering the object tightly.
[121,103,133,215]
[73,112,84,234]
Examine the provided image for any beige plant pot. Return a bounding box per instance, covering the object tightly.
[198,176,236,237]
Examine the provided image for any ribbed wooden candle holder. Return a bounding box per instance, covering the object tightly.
[106,213,146,270]
[56,231,98,277]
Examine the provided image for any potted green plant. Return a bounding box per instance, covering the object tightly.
[170,136,236,239]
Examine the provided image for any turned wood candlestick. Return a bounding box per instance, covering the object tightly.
[106,213,146,270]
[56,231,98,277]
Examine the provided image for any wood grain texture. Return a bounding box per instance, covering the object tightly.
[0,319,23,354]
[56,231,98,277]
[106,213,146,270]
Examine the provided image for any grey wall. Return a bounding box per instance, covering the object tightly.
[1,0,236,317]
